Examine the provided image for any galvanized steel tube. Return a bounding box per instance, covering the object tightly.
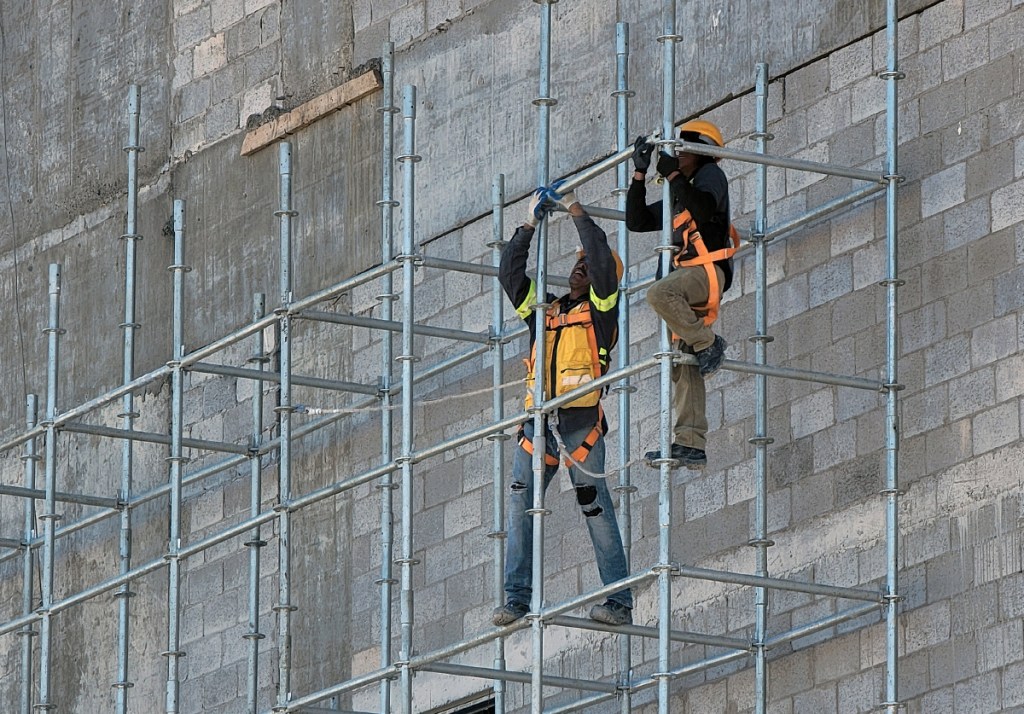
[19,394,39,714]
[115,83,143,712]
[490,174,508,713]
[38,263,62,711]
[530,2,555,711]
[245,294,267,713]
[377,39,397,714]
[655,1,679,711]
[613,21,635,714]
[275,141,297,710]
[883,0,902,711]
[165,201,188,713]
[396,84,419,714]
[752,62,772,714]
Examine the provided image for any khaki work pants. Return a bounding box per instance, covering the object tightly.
[645,264,724,449]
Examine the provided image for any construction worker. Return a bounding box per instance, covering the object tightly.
[492,183,633,628]
[626,120,737,470]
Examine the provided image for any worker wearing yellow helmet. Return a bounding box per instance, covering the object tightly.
[493,182,633,628]
[626,118,738,471]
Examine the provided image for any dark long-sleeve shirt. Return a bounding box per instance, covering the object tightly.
[499,213,619,433]
[626,162,734,292]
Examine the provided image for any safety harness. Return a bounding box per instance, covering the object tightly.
[518,298,613,467]
[671,208,740,326]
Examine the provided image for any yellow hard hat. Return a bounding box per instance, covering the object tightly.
[679,119,724,148]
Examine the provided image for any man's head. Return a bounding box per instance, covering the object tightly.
[676,119,724,175]
[569,248,624,297]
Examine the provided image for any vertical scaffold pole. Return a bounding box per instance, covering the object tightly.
[38,263,63,712]
[245,293,268,713]
[612,22,635,713]
[377,40,398,714]
[396,84,421,714]
[882,0,903,711]
[275,141,297,711]
[20,394,39,714]
[115,83,143,712]
[489,174,508,713]
[530,2,555,711]
[165,201,189,714]
[654,1,680,711]
[750,62,774,714]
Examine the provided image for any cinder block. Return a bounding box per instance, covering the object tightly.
[684,470,726,521]
[901,382,950,438]
[901,299,947,355]
[966,0,1013,28]
[989,4,1024,58]
[948,368,995,420]
[178,77,212,122]
[1005,659,1024,707]
[921,162,966,218]
[920,0,965,50]
[942,25,990,81]
[920,81,967,135]
[968,144,1015,200]
[954,670,1001,713]
[991,178,1024,231]
[245,0,276,13]
[943,196,991,251]
[175,5,213,51]
[205,97,240,141]
[812,420,856,471]
[906,601,952,654]
[442,489,483,538]
[971,313,1019,366]
[212,0,245,33]
[972,399,1019,454]
[243,43,279,85]
[809,255,853,308]
[390,1,425,47]
[829,37,873,91]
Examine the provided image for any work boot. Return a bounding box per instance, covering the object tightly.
[589,600,632,626]
[696,334,727,376]
[492,600,529,627]
[644,444,707,470]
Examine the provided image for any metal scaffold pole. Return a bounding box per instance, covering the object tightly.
[165,201,189,713]
[115,82,143,711]
[489,174,508,713]
[275,141,298,711]
[245,293,268,713]
[38,263,63,712]
[612,21,635,713]
[882,0,903,711]
[377,39,398,714]
[19,394,39,714]
[654,1,680,711]
[530,2,555,711]
[396,83,420,714]
[751,62,774,714]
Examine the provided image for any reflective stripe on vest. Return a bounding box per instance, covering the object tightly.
[671,209,740,327]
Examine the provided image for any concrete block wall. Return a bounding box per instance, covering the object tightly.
[1,0,1023,712]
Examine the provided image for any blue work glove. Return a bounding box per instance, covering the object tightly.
[525,187,548,228]
[656,151,679,178]
[544,179,578,211]
[632,135,654,174]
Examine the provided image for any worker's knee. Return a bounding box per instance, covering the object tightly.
[576,485,603,517]
[510,480,528,493]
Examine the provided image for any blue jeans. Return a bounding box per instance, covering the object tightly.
[504,419,633,610]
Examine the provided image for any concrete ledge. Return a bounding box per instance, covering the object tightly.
[240,69,383,156]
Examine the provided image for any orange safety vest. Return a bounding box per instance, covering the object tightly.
[670,209,740,327]
[517,405,605,468]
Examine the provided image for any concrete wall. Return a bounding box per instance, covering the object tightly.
[1,0,1023,712]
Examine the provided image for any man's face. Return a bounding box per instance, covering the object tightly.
[569,255,590,292]
[675,150,700,177]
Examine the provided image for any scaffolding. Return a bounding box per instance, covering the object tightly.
[0,1,904,712]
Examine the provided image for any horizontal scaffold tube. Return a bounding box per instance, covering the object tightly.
[63,422,251,455]
[191,362,380,395]
[420,662,619,694]
[673,564,881,602]
[300,310,491,344]
[0,484,119,509]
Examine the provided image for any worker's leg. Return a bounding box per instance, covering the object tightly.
[645,265,715,350]
[504,422,558,606]
[672,354,708,450]
[565,430,632,609]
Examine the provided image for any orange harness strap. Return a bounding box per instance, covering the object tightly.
[671,211,740,327]
[517,405,606,468]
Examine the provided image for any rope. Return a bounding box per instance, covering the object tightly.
[548,412,648,479]
[295,377,525,416]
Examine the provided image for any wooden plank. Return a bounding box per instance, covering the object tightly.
[240,69,383,156]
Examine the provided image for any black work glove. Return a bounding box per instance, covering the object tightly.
[656,151,679,178]
[632,135,654,174]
